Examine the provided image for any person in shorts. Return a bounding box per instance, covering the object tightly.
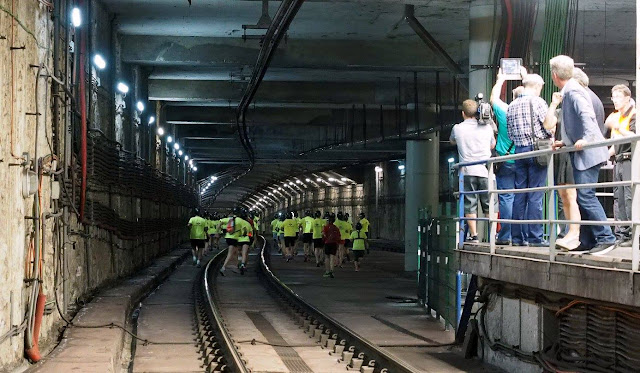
[450,99,496,243]
[283,212,298,262]
[301,210,315,262]
[188,209,208,267]
[350,223,366,271]
[312,210,325,267]
[322,213,341,278]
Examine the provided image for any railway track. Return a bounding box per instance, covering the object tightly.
[193,236,418,373]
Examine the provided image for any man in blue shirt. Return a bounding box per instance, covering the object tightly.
[490,68,525,245]
[550,55,616,255]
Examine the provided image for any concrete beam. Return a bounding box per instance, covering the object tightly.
[121,35,455,70]
[166,105,333,126]
[149,80,390,104]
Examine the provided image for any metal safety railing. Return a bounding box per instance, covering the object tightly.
[454,134,640,272]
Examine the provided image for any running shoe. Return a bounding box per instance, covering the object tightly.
[219,268,225,276]
[197,260,201,268]
[329,271,335,278]
[466,236,480,243]
[286,256,293,262]
[240,263,246,275]
[316,262,320,267]
[192,256,197,265]
[323,271,331,278]
[588,242,617,256]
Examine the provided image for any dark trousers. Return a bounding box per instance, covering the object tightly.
[512,145,547,245]
[572,158,616,247]
[496,162,515,242]
[614,159,632,240]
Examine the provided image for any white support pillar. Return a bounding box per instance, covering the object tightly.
[404,135,439,272]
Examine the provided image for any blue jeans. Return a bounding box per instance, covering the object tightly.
[512,145,547,244]
[571,159,616,248]
[496,162,515,242]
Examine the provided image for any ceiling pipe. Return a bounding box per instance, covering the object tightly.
[403,4,467,89]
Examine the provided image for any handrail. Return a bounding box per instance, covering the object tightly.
[453,134,640,169]
[453,131,640,273]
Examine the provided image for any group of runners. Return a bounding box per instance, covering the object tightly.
[187,207,260,274]
[270,210,370,278]
[188,207,371,278]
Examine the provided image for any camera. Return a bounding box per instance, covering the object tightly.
[475,93,497,133]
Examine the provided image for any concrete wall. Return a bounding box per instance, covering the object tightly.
[0,2,193,370]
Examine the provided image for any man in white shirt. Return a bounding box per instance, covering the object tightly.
[450,99,496,242]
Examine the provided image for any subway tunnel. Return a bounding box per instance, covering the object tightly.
[0,0,638,372]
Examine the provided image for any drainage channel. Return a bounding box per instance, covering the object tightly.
[195,236,418,373]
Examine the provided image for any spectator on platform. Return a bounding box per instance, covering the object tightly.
[573,68,606,136]
[506,74,552,247]
[606,84,636,247]
[490,68,525,245]
[549,55,616,255]
[450,99,496,243]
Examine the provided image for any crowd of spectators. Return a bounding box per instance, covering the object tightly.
[451,55,636,255]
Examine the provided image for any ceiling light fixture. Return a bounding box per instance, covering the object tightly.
[156,127,164,136]
[149,116,155,125]
[116,82,129,94]
[93,54,106,70]
[71,7,82,27]
[166,136,173,143]
[136,101,145,112]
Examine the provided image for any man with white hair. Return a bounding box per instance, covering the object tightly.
[549,55,616,255]
[506,73,552,247]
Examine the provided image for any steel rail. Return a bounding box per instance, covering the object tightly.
[258,236,418,373]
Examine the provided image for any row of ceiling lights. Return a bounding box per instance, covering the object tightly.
[200,176,219,195]
[71,7,198,174]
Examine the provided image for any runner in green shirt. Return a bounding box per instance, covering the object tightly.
[301,210,315,262]
[188,210,208,267]
[219,207,253,275]
[282,212,299,262]
[312,210,326,267]
[358,212,371,254]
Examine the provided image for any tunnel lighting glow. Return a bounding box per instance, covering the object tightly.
[93,54,106,70]
[193,167,198,171]
[166,136,173,143]
[398,165,405,170]
[278,187,283,191]
[211,176,218,181]
[448,157,455,163]
[149,116,155,124]
[184,155,189,161]
[374,166,383,173]
[341,177,348,181]
[136,101,145,112]
[156,127,164,136]
[328,177,336,182]
[316,178,322,182]
[116,82,129,94]
[296,180,301,184]
[71,7,82,27]
[174,143,180,150]
[268,192,273,195]
[178,150,183,156]
[189,160,193,166]
[289,182,294,186]
[305,178,311,182]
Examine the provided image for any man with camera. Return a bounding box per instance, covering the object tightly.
[506,73,552,247]
[450,99,496,243]
[490,68,526,245]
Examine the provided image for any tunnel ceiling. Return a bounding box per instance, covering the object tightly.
[101,0,637,209]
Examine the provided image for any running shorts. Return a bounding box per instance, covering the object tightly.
[353,249,365,260]
[225,238,238,247]
[272,232,278,240]
[313,238,324,248]
[303,233,313,243]
[324,243,338,256]
[284,236,296,247]
[191,239,206,249]
[249,236,254,245]
[344,239,351,248]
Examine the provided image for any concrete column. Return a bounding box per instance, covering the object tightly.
[469,0,500,100]
[404,135,439,271]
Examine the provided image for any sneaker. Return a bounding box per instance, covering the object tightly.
[286,256,293,262]
[466,235,479,243]
[316,262,320,267]
[529,241,549,248]
[329,272,334,278]
[617,239,632,248]
[192,256,197,265]
[304,256,308,262]
[323,271,331,278]
[588,242,617,256]
[197,260,202,268]
[219,268,225,276]
[512,241,529,247]
[495,240,511,246]
[240,263,245,275]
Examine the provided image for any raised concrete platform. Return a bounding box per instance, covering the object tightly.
[28,248,190,373]
[269,247,501,372]
[459,243,640,307]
